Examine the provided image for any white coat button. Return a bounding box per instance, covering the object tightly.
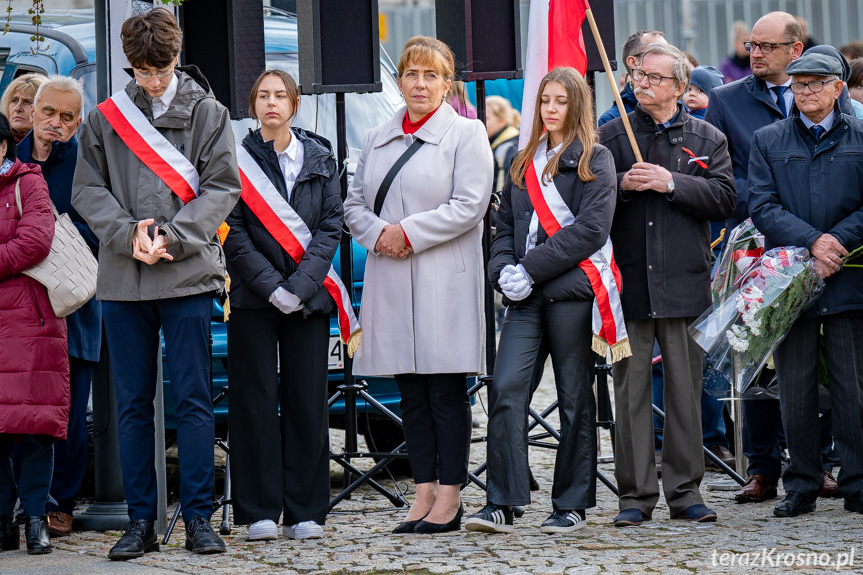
[648,221,654,226]
[648,265,653,270]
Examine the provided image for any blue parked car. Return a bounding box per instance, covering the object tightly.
[0,8,412,460]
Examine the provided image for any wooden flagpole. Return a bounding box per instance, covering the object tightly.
[583,4,643,163]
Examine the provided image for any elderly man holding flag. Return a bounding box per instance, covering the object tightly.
[599,42,735,527]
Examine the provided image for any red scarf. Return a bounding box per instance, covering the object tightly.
[402,105,440,134]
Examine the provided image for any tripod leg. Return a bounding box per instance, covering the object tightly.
[329,456,406,510]
[162,501,182,545]
[597,468,618,496]
[651,403,745,484]
[220,438,231,535]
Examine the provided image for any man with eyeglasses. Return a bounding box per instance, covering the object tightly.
[599,42,735,528]
[598,30,667,126]
[72,7,240,559]
[705,11,853,507]
[748,52,863,519]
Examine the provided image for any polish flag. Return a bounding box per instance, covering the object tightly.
[519,0,590,148]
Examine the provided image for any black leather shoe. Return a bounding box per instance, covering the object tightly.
[108,520,159,560]
[25,516,51,555]
[0,514,20,551]
[414,504,463,534]
[774,491,816,517]
[185,516,226,554]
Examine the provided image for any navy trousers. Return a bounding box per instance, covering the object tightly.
[102,293,215,522]
[0,434,53,517]
[48,358,95,515]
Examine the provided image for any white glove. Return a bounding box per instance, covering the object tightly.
[500,263,533,301]
[498,266,515,288]
[269,287,304,314]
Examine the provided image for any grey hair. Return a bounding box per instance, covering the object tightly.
[33,75,84,117]
[639,42,692,88]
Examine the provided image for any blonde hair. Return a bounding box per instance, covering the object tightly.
[1,73,47,118]
[486,96,521,128]
[510,67,597,187]
[397,36,455,80]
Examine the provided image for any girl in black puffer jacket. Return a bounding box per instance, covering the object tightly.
[223,70,342,542]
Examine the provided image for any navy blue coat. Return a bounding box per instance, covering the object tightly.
[18,133,102,362]
[748,108,863,317]
[704,74,855,232]
[598,83,638,127]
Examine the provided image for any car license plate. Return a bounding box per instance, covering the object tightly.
[328,336,344,370]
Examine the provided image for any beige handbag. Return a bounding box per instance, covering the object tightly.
[14,178,98,318]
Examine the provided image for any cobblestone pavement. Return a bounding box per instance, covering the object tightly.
[6,363,863,574]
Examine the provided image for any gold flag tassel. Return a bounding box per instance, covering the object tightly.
[591,335,632,363]
[346,329,362,358]
[223,273,231,322]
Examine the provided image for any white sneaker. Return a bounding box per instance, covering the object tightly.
[248,519,279,541]
[283,520,323,539]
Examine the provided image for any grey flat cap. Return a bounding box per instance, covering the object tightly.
[786,53,844,77]
[804,45,851,81]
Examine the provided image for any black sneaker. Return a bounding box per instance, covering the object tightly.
[464,503,514,533]
[540,509,586,533]
[184,516,226,554]
[108,520,159,560]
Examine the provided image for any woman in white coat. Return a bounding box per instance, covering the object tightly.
[344,35,492,534]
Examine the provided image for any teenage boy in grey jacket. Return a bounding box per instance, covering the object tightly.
[71,8,240,559]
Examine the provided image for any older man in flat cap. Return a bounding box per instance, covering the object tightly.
[748,51,863,518]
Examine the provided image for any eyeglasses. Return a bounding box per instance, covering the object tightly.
[631,68,674,86]
[133,68,175,80]
[790,78,838,94]
[744,41,794,55]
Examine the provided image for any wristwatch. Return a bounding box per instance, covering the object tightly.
[665,178,675,194]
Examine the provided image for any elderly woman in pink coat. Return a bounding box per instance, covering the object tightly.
[344,36,492,535]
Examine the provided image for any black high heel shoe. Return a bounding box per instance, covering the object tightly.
[0,514,20,551]
[413,504,464,534]
[392,511,429,534]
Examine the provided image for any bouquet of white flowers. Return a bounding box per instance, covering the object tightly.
[690,247,825,393]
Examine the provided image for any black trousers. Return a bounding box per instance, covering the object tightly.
[775,313,863,499]
[228,307,330,526]
[394,373,470,485]
[487,293,597,510]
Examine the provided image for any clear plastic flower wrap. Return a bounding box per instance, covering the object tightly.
[711,218,765,303]
[691,247,825,395]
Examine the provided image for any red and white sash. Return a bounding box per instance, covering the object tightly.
[97,90,199,204]
[524,143,631,362]
[236,145,361,352]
